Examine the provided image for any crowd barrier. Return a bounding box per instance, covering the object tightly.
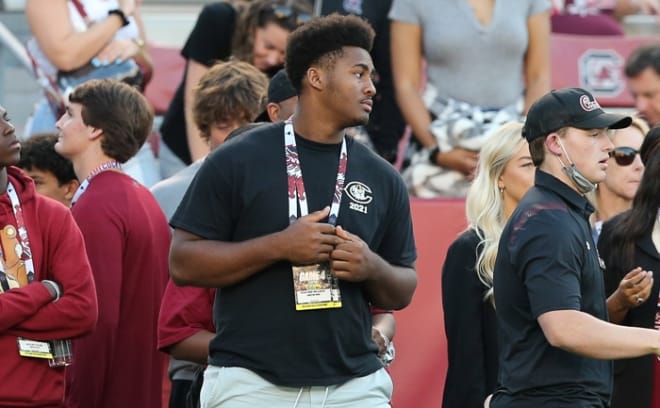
[389,198,466,408]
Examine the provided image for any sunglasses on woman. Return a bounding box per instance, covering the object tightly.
[609,146,640,166]
[272,5,312,26]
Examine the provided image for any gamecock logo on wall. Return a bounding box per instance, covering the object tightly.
[578,49,625,97]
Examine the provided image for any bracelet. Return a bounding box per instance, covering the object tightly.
[42,280,61,302]
[425,145,441,164]
[132,38,145,49]
[108,9,130,27]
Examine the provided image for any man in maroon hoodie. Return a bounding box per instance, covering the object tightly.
[0,104,98,407]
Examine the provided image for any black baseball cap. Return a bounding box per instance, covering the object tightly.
[267,69,297,104]
[255,69,298,122]
[523,87,632,142]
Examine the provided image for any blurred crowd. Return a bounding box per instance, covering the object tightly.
[0,0,658,407]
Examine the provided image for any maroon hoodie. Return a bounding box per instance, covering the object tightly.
[0,166,98,407]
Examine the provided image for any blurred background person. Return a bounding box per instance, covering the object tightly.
[158,0,311,179]
[625,43,660,128]
[24,0,159,187]
[154,60,269,408]
[255,68,298,123]
[390,0,550,197]
[590,116,649,240]
[551,0,660,36]
[442,122,535,407]
[152,60,269,218]
[598,127,660,408]
[16,132,79,207]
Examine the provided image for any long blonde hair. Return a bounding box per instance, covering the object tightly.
[465,122,526,301]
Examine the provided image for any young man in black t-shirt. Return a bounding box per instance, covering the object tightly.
[491,87,660,408]
[169,14,417,408]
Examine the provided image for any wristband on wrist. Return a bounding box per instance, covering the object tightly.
[108,9,130,27]
[42,280,61,302]
[426,145,441,164]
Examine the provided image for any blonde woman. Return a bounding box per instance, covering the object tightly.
[441,122,535,408]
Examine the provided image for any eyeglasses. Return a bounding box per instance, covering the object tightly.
[271,5,312,26]
[608,146,640,166]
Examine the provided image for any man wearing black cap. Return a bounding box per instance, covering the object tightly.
[490,87,660,408]
[260,68,299,122]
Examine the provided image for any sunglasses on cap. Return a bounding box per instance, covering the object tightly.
[271,5,312,26]
[608,146,640,166]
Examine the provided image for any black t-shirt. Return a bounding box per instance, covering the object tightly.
[159,2,236,165]
[170,122,417,386]
[491,170,611,408]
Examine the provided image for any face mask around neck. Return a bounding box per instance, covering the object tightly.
[556,138,596,194]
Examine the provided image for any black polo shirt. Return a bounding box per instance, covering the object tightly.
[491,170,611,408]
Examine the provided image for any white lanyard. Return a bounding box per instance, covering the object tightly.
[284,122,347,225]
[0,182,35,291]
[70,160,121,207]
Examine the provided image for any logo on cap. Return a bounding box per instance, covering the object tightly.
[579,95,600,112]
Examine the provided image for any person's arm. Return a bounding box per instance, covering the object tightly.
[168,330,215,365]
[7,208,98,339]
[390,20,479,175]
[390,20,432,148]
[538,309,660,359]
[25,0,134,71]
[523,10,551,114]
[170,207,341,288]
[130,5,153,85]
[606,267,653,324]
[372,312,395,364]
[331,226,416,310]
[184,60,211,161]
[372,312,395,348]
[0,283,56,332]
[158,282,215,365]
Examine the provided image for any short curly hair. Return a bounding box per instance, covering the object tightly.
[68,79,153,163]
[285,13,375,93]
[193,60,268,141]
[17,133,77,185]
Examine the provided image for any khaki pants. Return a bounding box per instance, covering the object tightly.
[200,366,393,408]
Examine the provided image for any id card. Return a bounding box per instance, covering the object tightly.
[17,337,53,359]
[292,262,342,311]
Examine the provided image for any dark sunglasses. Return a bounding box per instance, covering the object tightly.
[271,5,312,26]
[609,146,640,166]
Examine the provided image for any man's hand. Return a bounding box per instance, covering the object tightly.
[280,207,339,265]
[330,226,372,282]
